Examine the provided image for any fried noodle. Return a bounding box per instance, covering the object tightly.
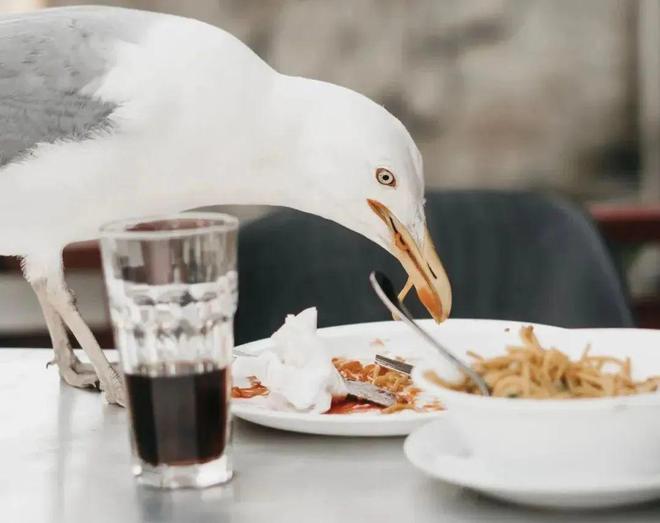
[332,357,438,413]
[426,326,660,399]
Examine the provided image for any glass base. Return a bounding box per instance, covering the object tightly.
[133,454,232,489]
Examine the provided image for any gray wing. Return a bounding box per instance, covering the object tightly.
[0,6,156,168]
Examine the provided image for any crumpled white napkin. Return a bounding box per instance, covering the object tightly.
[232,307,347,413]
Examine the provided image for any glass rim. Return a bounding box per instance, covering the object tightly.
[99,212,239,240]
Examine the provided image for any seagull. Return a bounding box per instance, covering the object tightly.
[0,6,451,405]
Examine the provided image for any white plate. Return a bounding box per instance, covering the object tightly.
[231,319,446,437]
[405,418,660,510]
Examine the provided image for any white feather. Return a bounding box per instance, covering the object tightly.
[0,7,425,267]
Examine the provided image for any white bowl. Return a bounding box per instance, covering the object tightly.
[412,320,660,481]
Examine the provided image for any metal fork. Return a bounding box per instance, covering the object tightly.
[369,270,490,396]
[374,354,413,376]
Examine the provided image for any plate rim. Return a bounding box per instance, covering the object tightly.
[404,418,660,494]
[232,400,445,423]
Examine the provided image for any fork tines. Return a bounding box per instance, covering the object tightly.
[375,354,413,376]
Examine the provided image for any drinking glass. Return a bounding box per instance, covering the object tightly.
[99,212,238,489]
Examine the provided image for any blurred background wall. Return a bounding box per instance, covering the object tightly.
[1,0,658,343]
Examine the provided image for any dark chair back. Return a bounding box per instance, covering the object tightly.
[236,191,633,344]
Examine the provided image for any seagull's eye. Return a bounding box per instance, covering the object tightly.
[376,168,396,187]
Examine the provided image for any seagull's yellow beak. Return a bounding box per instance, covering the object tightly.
[367,199,452,322]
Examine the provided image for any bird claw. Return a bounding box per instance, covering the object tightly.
[50,358,125,405]
[53,360,101,390]
[92,362,126,406]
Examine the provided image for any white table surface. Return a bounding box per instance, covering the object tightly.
[3,349,660,523]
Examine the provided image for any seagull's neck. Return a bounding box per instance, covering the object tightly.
[138,19,348,218]
[197,74,332,215]
[151,24,344,220]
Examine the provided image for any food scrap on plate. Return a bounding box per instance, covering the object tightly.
[332,358,437,414]
[232,307,442,415]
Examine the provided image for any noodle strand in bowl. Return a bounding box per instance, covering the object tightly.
[427,326,660,399]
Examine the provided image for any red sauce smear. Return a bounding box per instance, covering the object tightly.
[232,377,269,399]
[326,397,383,415]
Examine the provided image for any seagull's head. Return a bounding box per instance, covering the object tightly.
[282,78,452,321]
